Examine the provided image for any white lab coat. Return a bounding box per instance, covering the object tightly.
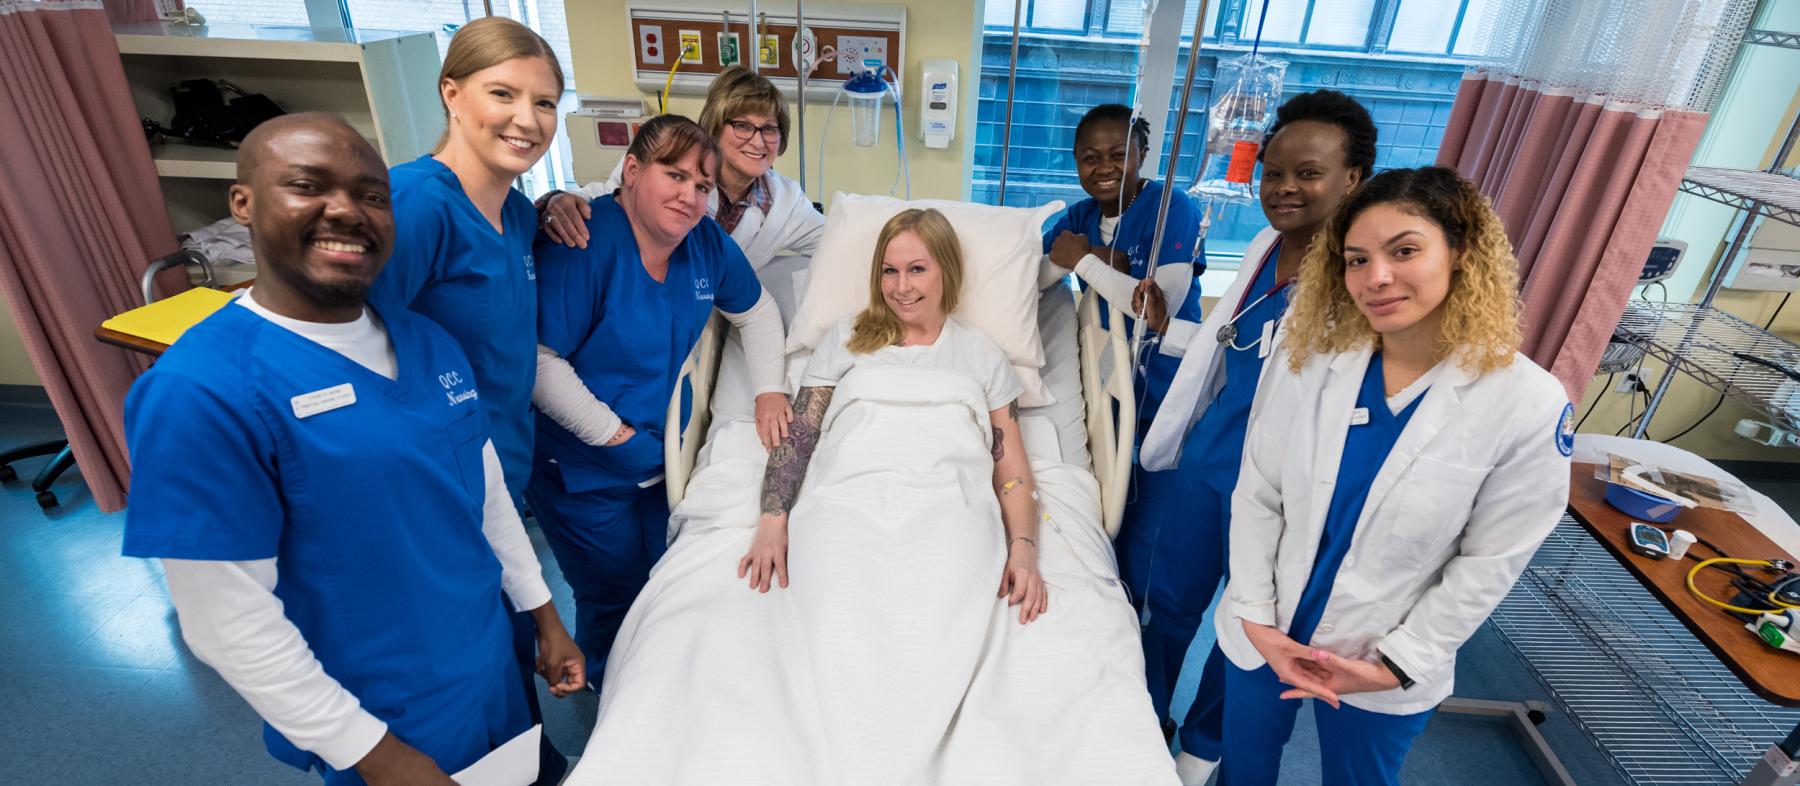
[1218,343,1572,715]
[1140,227,1283,471]
[573,161,825,271]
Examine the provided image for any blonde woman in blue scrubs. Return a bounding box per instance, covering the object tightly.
[365,17,570,780]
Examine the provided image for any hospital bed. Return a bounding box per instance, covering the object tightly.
[662,254,1139,537]
[571,203,1177,785]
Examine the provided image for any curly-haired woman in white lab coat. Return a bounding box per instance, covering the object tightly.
[1216,166,1575,786]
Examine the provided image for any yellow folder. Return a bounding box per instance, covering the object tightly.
[100,287,234,347]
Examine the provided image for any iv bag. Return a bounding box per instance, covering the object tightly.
[1190,52,1287,203]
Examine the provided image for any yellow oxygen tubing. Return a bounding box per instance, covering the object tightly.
[660,45,693,113]
[1686,557,1800,615]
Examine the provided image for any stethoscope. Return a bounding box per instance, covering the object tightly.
[1215,239,1295,351]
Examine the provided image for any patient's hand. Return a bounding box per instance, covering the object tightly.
[998,539,1049,624]
[754,392,793,451]
[1048,230,1091,270]
[738,513,790,592]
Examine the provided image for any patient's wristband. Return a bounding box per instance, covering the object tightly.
[1379,653,1414,690]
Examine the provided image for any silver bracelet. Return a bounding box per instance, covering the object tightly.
[1008,536,1036,549]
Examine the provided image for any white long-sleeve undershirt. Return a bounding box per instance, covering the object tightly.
[164,297,551,771]
[533,290,787,446]
[1039,254,1194,330]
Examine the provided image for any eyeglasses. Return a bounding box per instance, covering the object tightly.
[724,119,782,144]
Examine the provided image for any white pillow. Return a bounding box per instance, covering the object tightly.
[786,193,1064,407]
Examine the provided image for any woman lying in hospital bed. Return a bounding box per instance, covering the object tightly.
[565,200,1176,785]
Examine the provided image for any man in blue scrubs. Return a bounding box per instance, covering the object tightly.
[123,114,584,785]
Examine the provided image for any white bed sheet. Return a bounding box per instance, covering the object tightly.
[580,263,1171,785]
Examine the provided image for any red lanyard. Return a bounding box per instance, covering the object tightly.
[1232,239,1295,319]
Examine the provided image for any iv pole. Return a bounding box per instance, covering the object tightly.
[795,0,808,191]
[1136,0,1212,361]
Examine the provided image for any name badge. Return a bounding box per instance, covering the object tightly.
[1349,407,1370,426]
[1257,319,1276,359]
[291,383,356,419]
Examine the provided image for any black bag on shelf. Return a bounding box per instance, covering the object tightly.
[167,79,286,148]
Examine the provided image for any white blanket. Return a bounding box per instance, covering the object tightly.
[569,365,1176,786]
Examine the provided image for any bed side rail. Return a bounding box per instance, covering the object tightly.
[665,311,727,509]
[1076,287,1136,538]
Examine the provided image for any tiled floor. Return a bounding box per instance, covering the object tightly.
[5,398,1790,784]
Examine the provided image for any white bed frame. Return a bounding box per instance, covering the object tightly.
[664,289,1139,538]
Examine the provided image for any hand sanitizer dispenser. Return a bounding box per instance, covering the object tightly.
[919,58,957,150]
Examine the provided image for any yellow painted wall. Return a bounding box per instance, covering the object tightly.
[1575,92,1800,461]
[0,294,42,386]
[561,0,980,205]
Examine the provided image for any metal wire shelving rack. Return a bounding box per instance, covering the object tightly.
[1622,27,1800,443]
[1490,519,1800,784]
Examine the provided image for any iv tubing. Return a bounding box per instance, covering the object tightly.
[885,68,910,198]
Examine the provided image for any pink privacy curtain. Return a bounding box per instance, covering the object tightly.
[0,0,179,512]
[1436,73,1707,400]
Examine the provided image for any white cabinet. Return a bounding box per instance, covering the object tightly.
[114,22,444,238]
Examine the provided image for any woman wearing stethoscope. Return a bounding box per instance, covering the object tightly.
[1213,165,1573,785]
[1131,90,1377,784]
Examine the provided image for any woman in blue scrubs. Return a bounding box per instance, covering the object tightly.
[371,16,561,499]
[1216,167,1572,785]
[1042,103,1204,428]
[365,17,568,779]
[526,115,787,686]
[1132,91,1377,784]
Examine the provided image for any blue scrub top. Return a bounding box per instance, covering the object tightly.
[1044,180,1206,424]
[371,155,539,501]
[1180,240,1291,493]
[1288,352,1427,645]
[533,195,762,492]
[122,302,525,780]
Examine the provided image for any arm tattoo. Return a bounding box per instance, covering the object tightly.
[991,399,1019,462]
[760,386,834,515]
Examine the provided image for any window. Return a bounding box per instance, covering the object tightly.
[187,0,312,26]
[339,0,576,196]
[978,0,1486,262]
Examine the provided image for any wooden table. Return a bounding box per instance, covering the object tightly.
[1565,463,1800,707]
[94,323,173,356]
[94,280,252,357]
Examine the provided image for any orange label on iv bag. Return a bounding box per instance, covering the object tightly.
[1226,141,1260,183]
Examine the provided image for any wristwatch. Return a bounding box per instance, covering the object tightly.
[1379,653,1415,690]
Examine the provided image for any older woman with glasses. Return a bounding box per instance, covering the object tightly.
[538,65,824,271]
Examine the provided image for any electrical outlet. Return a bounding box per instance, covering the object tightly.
[639,25,664,65]
[1616,372,1645,394]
